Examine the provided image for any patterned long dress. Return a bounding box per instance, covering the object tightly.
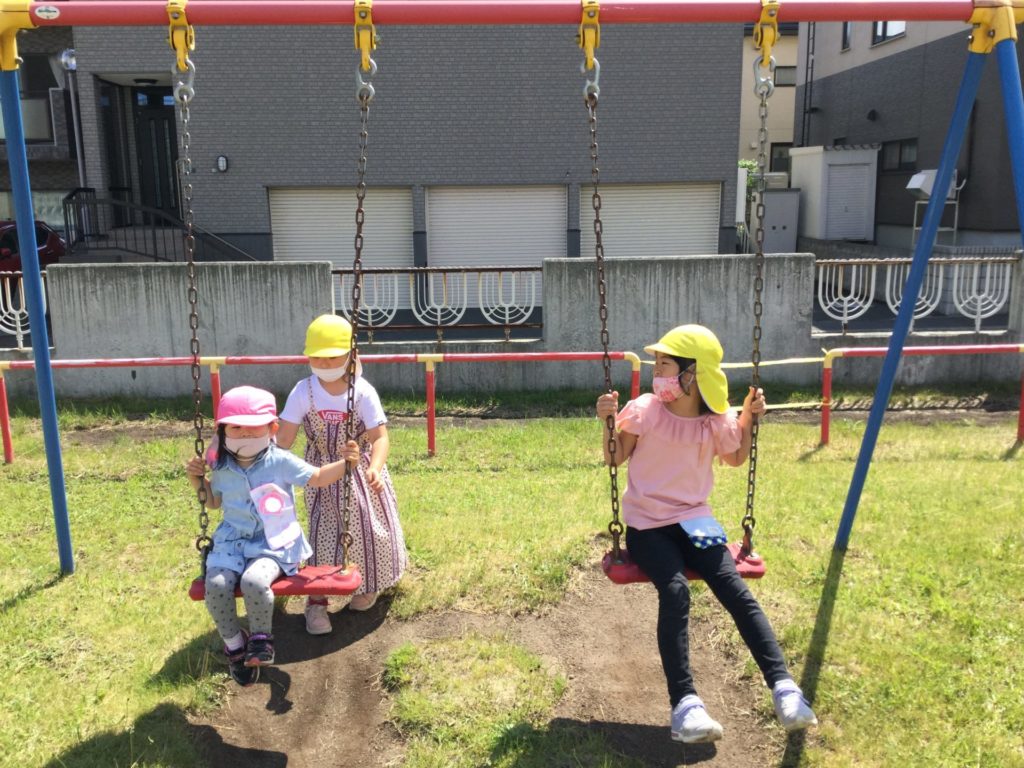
[300,379,407,596]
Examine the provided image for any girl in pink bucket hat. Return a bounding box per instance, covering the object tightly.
[185,385,358,686]
[596,324,817,743]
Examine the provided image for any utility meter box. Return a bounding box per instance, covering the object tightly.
[789,145,879,241]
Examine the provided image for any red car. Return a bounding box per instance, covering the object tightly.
[0,220,66,272]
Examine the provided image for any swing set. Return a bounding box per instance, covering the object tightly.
[4,1,1023,591]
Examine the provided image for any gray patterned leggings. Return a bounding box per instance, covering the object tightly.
[205,558,282,641]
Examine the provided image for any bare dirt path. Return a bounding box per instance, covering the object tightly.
[193,565,780,768]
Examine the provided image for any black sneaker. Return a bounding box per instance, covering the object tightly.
[224,633,258,686]
[245,633,275,667]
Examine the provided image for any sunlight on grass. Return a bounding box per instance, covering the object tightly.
[382,633,637,767]
[2,398,1022,767]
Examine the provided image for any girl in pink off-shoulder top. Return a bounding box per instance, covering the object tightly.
[596,324,817,745]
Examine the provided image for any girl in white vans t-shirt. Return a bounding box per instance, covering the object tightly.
[277,315,407,634]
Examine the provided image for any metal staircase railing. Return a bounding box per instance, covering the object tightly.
[62,188,256,263]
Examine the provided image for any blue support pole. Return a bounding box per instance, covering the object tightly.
[0,70,74,574]
[995,38,1024,249]
[833,52,987,551]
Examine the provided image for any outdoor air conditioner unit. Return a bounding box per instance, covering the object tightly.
[906,169,958,200]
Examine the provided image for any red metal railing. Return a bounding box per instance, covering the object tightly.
[4,343,1019,463]
[28,1,977,27]
[0,351,642,463]
[821,344,1024,445]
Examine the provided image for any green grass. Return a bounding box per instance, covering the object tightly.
[379,633,634,767]
[1,392,1022,767]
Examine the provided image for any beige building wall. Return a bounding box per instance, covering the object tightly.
[738,33,798,163]
[796,21,968,83]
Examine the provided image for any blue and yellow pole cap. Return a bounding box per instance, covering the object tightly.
[0,0,36,72]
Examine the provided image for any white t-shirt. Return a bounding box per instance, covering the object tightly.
[280,375,387,430]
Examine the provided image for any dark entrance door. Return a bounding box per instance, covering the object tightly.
[132,87,179,221]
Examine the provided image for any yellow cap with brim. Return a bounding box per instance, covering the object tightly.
[643,324,730,414]
[304,313,363,378]
[304,314,353,357]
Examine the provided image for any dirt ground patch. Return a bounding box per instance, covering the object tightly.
[192,564,784,768]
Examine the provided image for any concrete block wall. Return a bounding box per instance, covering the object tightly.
[2,254,1020,402]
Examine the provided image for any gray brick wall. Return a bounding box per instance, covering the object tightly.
[794,30,1023,234]
[70,23,742,252]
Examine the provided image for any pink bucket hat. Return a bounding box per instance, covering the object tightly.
[216,386,278,427]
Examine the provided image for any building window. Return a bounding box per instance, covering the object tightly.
[774,66,797,87]
[770,143,793,174]
[0,53,59,143]
[872,21,906,45]
[841,22,852,51]
[881,138,918,171]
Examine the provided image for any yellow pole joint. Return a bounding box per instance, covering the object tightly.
[622,351,641,372]
[968,2,1020,53]
[201,357,227,370]
[753,0,780,68]
[823,349,844,370]
[578,0,600,72]
[354,0,376,73]
[0,0,34,73]
[418,354,443,371]
[167,0,194,72]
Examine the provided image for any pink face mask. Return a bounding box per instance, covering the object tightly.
[652,376,685,403]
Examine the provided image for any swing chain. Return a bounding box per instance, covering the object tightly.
[338,82,373,568]
[173,58,210,571]
[586,90,624,557]
[742,84,770,556]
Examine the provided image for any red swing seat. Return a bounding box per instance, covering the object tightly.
[188,564,363,601]
[602,542,766,585]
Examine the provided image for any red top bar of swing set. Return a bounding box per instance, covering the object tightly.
[25,0,978,27]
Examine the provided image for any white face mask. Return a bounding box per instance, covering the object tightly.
[311,359,347,382]
[224,435,272,459]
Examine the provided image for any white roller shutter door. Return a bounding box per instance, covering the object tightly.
[579,183,721,257]
[825,164,871,240]
[426,185,564,309]
[269,187,413,311]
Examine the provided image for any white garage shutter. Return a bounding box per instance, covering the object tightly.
[269,187,413,312]
[426,186,564,310]
[426,186,566,267]
[825,164,871,240]
[579,183,721,257]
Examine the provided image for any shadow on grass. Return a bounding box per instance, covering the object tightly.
[797,444,827,462]
[0,572,63,615]
[778,546,848,768]
[1002,440,1021,460]
[42,701,287,768]
[488,718,718,767]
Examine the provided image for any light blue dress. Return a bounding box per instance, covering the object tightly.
[207,444,315,575]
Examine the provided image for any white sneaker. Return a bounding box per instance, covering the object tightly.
[772,679,818,732]
[349,592,378,611]
[304,601,332,635]
[670,695,724,743]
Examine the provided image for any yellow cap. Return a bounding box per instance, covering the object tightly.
[304,314,353,357]
[644,324,730,414]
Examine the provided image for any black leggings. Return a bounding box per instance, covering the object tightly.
[626,523,790,707]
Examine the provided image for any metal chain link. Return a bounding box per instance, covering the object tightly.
[585,86,623,560]
[173,58,209,574]
[340,65,374,570]
[742,84,771,556]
